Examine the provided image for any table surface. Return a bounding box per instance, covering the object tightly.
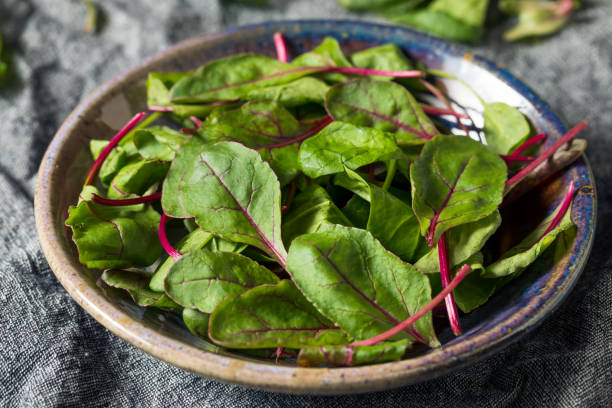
[0,1,610,407]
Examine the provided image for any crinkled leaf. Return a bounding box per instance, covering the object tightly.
[101,269,179,309]
[244,77,330,108]
[292,37,352,83]
[90,140,140,187]
[66,187,162,269]
[282,185,352,246]
[326,79,438,145]
[483,102,531,155]
[208,280,351,348]
[183,308,210,339]
[165,249,280,312]
[287,225,438,346]
[484,200,576,278]
[297,340,410,367]
[133,126,188,162]
[415,210,501,273]
[107,160,169,199]
[298,121,399,178]
[410,135,506,246]
[162,141,287,264]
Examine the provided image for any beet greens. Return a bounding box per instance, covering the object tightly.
[66,34,587,367]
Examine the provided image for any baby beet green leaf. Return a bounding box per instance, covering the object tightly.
[415,210,501,273]
[163,141,288,265]
[484,185,576,278]
[325,79,438,145]
[287,225,438,346]
[133,127,188,162]
[292,37,352,83]
[297,339,410,367]
[243,77,330,108]
[349,43,420,82]
[66,187,162,269]
[483,102,531,155]
[298,121,399,178]
[164,249,280,313]
[208,280,351,348]
[183,308,210,339]
[410,135,507,246]
[107,160,169,199]
[282,185,352,246]
[101,269,180,310]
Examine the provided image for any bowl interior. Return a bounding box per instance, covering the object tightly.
[35,20,595,394]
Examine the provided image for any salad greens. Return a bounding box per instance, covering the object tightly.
[66,33,587,367]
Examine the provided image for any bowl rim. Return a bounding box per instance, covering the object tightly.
[34,19,597,395]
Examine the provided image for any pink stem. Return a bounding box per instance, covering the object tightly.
[189,116,202,128]
[273,32,288,63]
[84,112,147,185]
[438,234,462,336]
[536,181,575,242]
[256,115,333,150]
[352,265,471,347]
[420,104,469,119]
[419,79,471,136]
[92,192,162,206]
[511,133,547,156]
[275,347,284,363]
[148,106,174,112]
[325,66,424,78]
[505,122,587,191]
[500,154,535,164]
[159,213,181,260]
[555,0,574,17]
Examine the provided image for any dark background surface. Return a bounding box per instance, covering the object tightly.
[0,1,610,406]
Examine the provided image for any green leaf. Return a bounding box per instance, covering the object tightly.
[244,77,330,108]
[165,249,280,312]
[183,308,210,339]
[349,43,422,88]
[147,72,216,117]
[483,102,531,155]
[337,0,419,11]
[502,1,578,42]
[282,185,352,246]
[414,210,501,273]
[430,0,489,27]
[101,269,180,309]
[298,121,399,178]
[107,160,169,199]
[149,227,213,292]
[484,200,576,278]
[170,54,317,103]
[162,141,288,264]
[410,135,506,246]
[90,140,141,187]
[133,126,188,162]
[341,196,370,229]
[208,280,351,348]
[390,9,484,43]
[297,340,410,367]
[292,37,352,83]
[287,225,439,346]
[66,187,162,269]
[0,34,6,82]
[325,79,438,146]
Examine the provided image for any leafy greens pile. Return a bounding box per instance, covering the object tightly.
[66,33,587,367]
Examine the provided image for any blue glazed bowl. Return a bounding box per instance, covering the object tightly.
[34,20,596,394]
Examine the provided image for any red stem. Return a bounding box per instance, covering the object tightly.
[419,79,471,136]
[537,181,575,242]
[511,133,547,156]
[84,112,147,185]
[273,32,288,63]
[148,106,173,112]
[420,104,469,119]
[352,265,471,347]
[256,115,333,150]
[438,234,462,336]
[505,122,587,191]
[92,192,161,206]
[189,116,202,128]
[500,154,535,164]
[159,213,181,260]
[327,66,423,78]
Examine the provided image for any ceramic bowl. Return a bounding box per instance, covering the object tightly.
[34,20,596,394]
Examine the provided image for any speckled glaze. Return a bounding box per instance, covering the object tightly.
[34,20,596,395]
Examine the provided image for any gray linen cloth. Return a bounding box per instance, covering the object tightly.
[0,0,610,406]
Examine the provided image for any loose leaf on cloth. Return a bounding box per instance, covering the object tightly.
[162,141,288,265]
[334,168,428,263]
[208,280,351,348]
[484,199,576,278]
[149,228,213,292]
[133,127,188,162]
[243,77,330,108]
[101,269,179,309]
[286,225,439,346]
[297,339,410,367]
[107,160,169,199]
[170,55,318,103]
[337,0,424,11]
[298,121,399,178]
[164,249,280,313]
[66,186,162,269]
[183,308,210,339]
[389,9,484,43]
[414,210,501,273]
[483,102,531,155]
[501,0,578,42]
[282,185,352,246]
[410,135,507,246]
[325,79,438,145]
[292,37,352,83]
